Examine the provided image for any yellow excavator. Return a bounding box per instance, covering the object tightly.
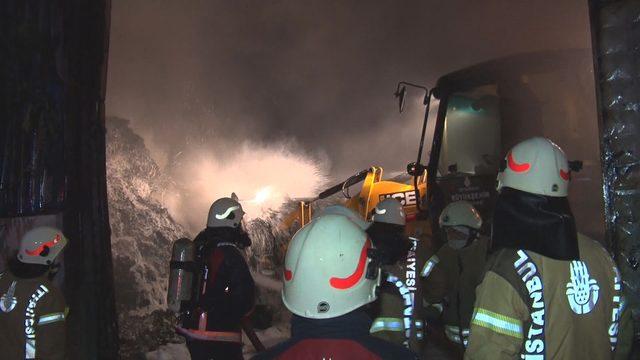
[283,49,599,243]
[281,165,427,231]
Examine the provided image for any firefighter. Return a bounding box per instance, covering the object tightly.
[420,200,487,349]
[367,198,426,353]
[465,137,633,359]
[176,196,255,360]
[253,214,417,359]
[0,226,68,360]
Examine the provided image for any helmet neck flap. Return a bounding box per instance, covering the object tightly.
[490,187,579,261]
[8,256,50,279]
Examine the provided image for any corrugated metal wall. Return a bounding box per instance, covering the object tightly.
[0,1,119,358]
[0,2,67,216]
[591,0,640,342]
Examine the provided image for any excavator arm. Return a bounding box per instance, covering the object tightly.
[280,166,427,231]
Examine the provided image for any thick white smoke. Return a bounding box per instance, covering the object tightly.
[155,140,329,234]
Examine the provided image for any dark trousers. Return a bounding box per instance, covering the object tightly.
[186,339,243,360]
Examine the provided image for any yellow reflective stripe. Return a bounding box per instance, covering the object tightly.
[420,255,439,278]
[471,308,523,339]
[38,312,65,325]
[370,317,404,333]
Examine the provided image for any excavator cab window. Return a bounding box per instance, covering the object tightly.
[423,50,605,240]
[432,85,501,233]
[438,87,501,177]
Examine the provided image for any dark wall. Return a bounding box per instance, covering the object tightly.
[0,2,66,215]
[0,1,119,358]
[591,0,640,341]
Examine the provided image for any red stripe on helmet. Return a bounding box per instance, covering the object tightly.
[284,269,293,281]
[559,169,571,181]
[329,238,371,290]
[507,152,530,173]
[26,234,61,256]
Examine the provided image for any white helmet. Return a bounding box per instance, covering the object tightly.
[371,198,406,226]
[439,201,482,230]
[282,214,380,319]
[316,205,371,230]
[18,227,68,265]
[207,197,245,228]
[496,137,571,197]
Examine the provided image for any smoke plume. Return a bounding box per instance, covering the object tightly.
[158,140,329,233]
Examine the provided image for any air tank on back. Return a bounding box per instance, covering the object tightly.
[167,238,196,313]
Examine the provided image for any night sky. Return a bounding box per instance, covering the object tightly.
[107,0,593,179]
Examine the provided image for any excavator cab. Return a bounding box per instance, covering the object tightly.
[396,84,500,235]
[403,49,602,238]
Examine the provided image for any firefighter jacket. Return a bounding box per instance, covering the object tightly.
[252,310,418,360]
[177,227,255,344]
[0,270,66,360]
[421,236,489,347]
[369,235,428,353]
[465,234,633,360]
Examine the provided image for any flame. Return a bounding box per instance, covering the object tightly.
[253,186,273,204]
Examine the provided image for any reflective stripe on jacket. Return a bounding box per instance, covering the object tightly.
[465,235,633,360]
[0,271,66,360]
[370,235,429,353]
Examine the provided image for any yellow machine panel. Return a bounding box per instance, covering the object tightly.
[344,167,426,222]
[282,166,427,231]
